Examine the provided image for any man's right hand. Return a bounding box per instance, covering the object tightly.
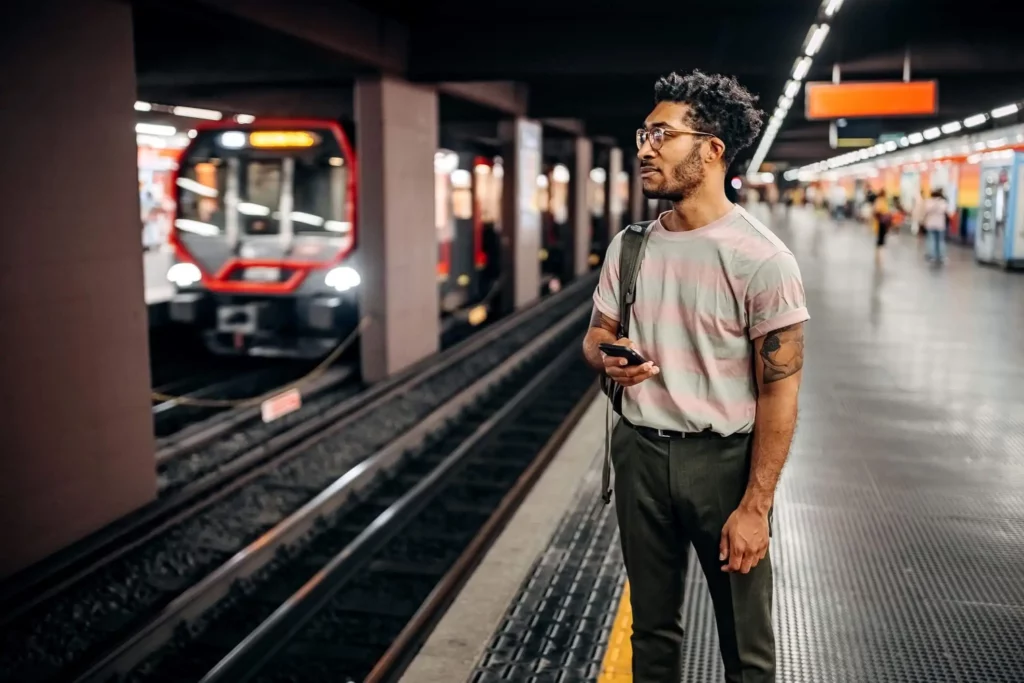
[602,339,660,387]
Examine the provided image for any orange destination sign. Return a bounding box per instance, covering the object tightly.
[805,81,938,120]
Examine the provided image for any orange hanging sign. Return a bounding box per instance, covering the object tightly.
[805,81,938,120]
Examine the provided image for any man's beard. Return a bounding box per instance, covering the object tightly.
[642,145,704,201]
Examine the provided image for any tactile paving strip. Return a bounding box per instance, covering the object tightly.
[468,453,625,683]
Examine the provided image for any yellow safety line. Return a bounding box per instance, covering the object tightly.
[597,581,633,682]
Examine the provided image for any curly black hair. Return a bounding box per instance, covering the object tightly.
[653,70,764,165]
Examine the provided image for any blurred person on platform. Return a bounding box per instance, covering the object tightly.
[873,192,892,258]
[582,70,808,683]
[922,189,950,263]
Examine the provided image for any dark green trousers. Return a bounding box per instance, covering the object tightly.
[611,419,775,683]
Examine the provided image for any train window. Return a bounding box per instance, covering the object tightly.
[589,167,607,218]
[475,161,503,226]
[292,154,350,234]
[177,161,226,234]
[451,169,473,220]
[549,165,570,225]
[240,160,282,235]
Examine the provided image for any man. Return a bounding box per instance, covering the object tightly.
[581,70,809,682]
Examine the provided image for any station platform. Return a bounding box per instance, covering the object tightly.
[401,207,1024,683]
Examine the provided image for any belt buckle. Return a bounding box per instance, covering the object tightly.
[657,428,673,439]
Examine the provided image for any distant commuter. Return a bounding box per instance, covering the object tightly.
[582,70,808,683]
[873,192,892,259]
[922,189,950,264]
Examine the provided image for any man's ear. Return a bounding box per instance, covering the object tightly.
[706,137,726,164]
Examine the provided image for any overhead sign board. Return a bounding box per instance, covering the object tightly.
[805,80,938,120]
[830,119,881,149]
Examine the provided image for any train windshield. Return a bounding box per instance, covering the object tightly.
[176,128,353,240]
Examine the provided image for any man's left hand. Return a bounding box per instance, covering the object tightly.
[719,507,769,574]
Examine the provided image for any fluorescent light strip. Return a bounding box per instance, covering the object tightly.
[171,105,223,121]
[792,56,812,81]
[992,103,1020,118]
[748,5,842,178]
[136,122,176,136]
[805,24,830,57]
[795,116,1024,177]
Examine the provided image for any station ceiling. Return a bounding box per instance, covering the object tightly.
[133,0,1024,173]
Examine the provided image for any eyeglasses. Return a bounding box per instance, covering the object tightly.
[637,126,717,152]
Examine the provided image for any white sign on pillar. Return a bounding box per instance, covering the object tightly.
[515,119,543,310]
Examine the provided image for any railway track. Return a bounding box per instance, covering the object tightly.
[126,344,597,683]
[0,272,597,683]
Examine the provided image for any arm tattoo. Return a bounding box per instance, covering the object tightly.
[760,323,804,383]
[590,306,619,333]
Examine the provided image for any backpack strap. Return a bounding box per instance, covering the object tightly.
[601,221,654,505]
[617,221,655,340]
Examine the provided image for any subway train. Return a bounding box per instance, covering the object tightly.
[166,119,501,358]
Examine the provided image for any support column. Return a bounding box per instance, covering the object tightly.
[630,157,645,224]
[0,0,157,579]
[572,137,593,277]
[499,118,543,312]
[605,147,625,238]
[355,77,440,383]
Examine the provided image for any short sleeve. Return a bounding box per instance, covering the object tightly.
[745,251,810,339]
[592,232,623,322]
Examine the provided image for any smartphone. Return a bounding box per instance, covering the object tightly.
[599,342,648,366]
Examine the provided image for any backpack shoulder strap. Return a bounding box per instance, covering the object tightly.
[601,220,653,506]
[616,221,655,339]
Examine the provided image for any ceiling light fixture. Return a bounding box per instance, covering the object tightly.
[745,0,844,179]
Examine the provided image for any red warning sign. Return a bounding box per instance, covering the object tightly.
[261,387,302,423]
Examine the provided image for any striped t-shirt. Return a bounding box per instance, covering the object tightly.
[594,205,809,435]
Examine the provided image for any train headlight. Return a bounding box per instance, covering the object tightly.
[325,266,361,292]
[168,262,202,287]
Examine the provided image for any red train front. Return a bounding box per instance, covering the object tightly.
[166,120,360,358]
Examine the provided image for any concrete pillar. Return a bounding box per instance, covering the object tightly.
[572,138,593,277]
[630,156,645,224]
[0,0,157,579]
[355,77,440,383]
[605,147,625,238]
[499,118,543,312]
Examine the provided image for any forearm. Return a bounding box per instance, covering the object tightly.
[582,307,618,372]
[741,390,798,514]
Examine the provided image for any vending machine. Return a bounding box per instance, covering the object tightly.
[975,152,1024,268]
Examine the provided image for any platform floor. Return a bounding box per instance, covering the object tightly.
[402,206,1024,683]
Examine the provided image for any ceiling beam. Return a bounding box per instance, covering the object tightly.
[191,0,409,73]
